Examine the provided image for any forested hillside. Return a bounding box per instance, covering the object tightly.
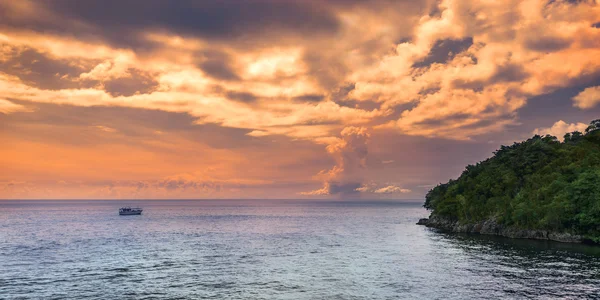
[425,120,600,242]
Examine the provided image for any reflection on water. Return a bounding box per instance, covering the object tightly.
[1,200,599,299]
[431,232,600,298]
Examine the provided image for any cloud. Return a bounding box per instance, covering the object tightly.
[301,181,362,196]
[292,94,325,103]
[374,185,411,194]
[302,126,370,196]
[349,0,600,139]
[573,86,600,109]
[102,69,159,97]
[354,183,411,194]
[0,99,32,114]
[1,0,600,200]
[92,125,117,133]
[196,50,241,81]
[533,120,588,140]
[0,70,386,141]
[0,1,341,49]
[0,46,91,90]
[412,37,473,68]
[225,90,258,103]
[4,0,597,142]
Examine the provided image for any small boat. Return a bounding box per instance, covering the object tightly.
[119,207,143,215]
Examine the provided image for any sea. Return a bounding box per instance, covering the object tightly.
[1,200,600,299]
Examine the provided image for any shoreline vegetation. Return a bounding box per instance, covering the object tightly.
[419,119,600,245]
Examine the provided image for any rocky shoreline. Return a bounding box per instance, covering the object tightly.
[417,215,588,244]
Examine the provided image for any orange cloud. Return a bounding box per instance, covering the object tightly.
[0,99,31,114]
[374,186,411,194]
[573,86,600,109]
[1,0,599,198]
[302,126,371,196]
[355,183,411,194]
[350,0,600,139]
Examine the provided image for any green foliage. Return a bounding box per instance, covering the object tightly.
[425,119,600,240]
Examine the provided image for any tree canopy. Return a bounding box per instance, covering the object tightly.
[425,119,600,242]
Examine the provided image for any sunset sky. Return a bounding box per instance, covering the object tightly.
[1,0,600,199]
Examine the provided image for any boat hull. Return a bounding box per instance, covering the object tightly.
[119,211,142,215]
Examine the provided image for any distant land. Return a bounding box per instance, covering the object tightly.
[419,119,600,244]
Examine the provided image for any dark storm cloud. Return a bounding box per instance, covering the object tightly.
[196,50,241,81]
[490,64,529,83]
[225,91,258,103]
[330,83,381,111]
[412,37,473,68]
[0,45,159,96]
[449,79,484,91]
[335,99,382,111]
[198,60,240,81]
[292,94,325,103]
[329,83,381,110]
[419,87,441,95]
[524,36,572,52]
[324,181,362,195]
[450,63,529,91]
[0,47,91,90]
[10,0,341,49]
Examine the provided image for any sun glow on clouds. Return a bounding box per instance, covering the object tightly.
[573,86,600,109]
[0,99,31,114]
[0,0,599,198]
[244,48,305,79]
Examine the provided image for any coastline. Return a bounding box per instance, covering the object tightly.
[417,215,590,244]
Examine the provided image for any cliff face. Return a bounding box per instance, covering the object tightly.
[417,215,584,244]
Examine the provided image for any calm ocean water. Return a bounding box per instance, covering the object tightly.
[1,200,600,299]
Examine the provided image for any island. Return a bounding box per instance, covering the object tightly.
[418,119,600,244]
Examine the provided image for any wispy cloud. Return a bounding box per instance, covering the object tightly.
[355,183,411,194]
[92,125,118,133]
[0,99,32,114]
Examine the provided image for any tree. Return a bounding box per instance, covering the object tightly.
[425,119,600,241]
[585,119,600,134]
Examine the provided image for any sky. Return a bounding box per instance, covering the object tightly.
[1,0,600,199]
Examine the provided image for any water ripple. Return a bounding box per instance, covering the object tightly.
[1,200,600,299]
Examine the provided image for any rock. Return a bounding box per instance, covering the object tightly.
[416,218,429,225]
[421,214,585,244]
[548,232,583,243]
